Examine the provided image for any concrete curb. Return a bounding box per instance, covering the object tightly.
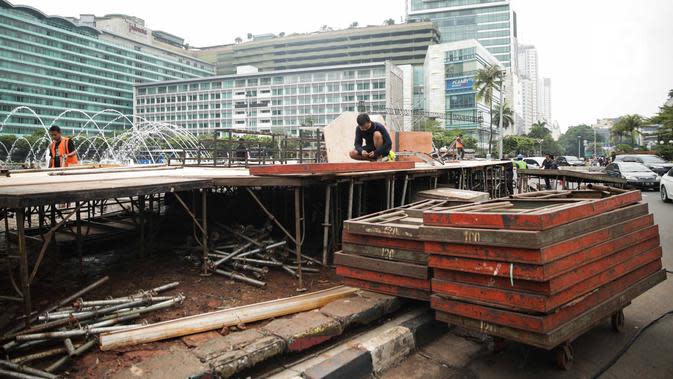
[270,307,439,379]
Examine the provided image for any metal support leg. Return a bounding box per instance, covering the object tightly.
[391,177,396,208]
[201,190,208,276]
[16,208,31,327]
[385,177,391,209]
[322,185,331,266]
[434,175,439,189]
[356,183,363,217]
[75,202,82,273]
[294,188,304,290]
[347,180,354,220]
[400,175,409,206]
[138,196,145,258]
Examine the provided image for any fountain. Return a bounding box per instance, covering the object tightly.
[0,106,206,168]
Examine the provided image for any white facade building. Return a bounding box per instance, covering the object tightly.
[517,44,538,134]
[538,77,552,122]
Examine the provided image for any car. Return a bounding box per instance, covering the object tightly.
[605,162,660,190]
[555,155,584,167]
[661,168,673,202]
[614,154,673,176]
[524,157,545,168]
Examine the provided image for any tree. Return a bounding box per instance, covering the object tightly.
[612,114,642,146]
[528,121,552,140]
[349,22,359,28]
[473,64,504,155]
[503,135,537,157]
[247,33,253,40]
[234,37,242,44]
[491,103,514,130]
[558,124,601,157]
[320,25,332,32]
[384,18,395,25]
[279,32,285,37]
[649,94,673,160]
[669,89,673,99]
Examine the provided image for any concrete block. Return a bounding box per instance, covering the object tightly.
[357,290,404,315]
[263,310,343,352]
[320,295,384,329]
[358,325,415,373]
[181,331,222,348]
[193,329,267,362]
[400,311,445,346]
[302,347,372,379]
[208,335,286,378]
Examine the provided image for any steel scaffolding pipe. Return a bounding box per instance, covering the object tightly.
[214,269,266,287]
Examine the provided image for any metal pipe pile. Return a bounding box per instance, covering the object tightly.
[0,280,185,376]
[205,224,323,287]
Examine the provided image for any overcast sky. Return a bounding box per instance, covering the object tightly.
[13,0,673,131]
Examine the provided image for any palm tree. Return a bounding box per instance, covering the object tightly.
[349,22,359,28]
[491,103,514,130]
[279,32,285,37]
[668,89,673,99]
[473,64,504,155]
[531,120,547,129]
[614,114,642,146]
[247,33,253,40]
[234,37,242,44]
[384,18,395,25]
[320,25,332,32]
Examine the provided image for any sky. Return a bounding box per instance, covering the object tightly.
[11,0,673,132]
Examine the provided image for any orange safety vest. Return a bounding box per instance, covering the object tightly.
[49,137,78,168]
[456,138,463,149]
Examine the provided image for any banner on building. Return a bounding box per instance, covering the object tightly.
[446,78,474,92]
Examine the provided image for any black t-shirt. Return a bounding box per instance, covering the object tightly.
[353,121,392,157]
[51,138,75,168]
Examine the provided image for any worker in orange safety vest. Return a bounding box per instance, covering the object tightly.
[48,125,78,168]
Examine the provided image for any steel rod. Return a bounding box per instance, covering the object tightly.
[321,185,331,266]
[45,338,97,373]
[16,325,141,341]
[16,208,31,328]
[245,188,297,244]
[347,180,354,220]
[294,188,304,289]
[0,360,57,379]
[0,368,45,379]
[201,190,208,275]
[214,269,266,287]
[41,276,110,317]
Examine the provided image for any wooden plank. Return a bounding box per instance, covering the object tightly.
[432,235,660,295]
[419,202,649,248]
[435,269,666,350]
[249,162,415,176]
[423,191,641,230]
[431,248,662,313]
[424,214,654,264]
[342,243,427,265]
[342,232,425,252]
[428,226,659,281]
[431,265,667,334]
[343,278,430,302]
[334,251,428,279]
[336,266,430,291]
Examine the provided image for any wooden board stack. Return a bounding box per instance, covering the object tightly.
[338,189,667,352]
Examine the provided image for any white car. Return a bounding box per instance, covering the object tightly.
[661,168,673,202]
[524,157,546,168]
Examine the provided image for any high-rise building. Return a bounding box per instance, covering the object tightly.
[424,40,502,150]
[406,0,517,68]
[0,0,214,135]
[517,44,538,134]
[538,77,552,122]
[134,62,405,134]
[193,23,440,75]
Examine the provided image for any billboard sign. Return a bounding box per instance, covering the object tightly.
[446,78,474,92]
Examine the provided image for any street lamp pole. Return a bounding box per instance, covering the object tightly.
[577,135,581,158]
[497,71,506,160]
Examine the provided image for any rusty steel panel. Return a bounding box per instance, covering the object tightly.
[428,226,659,281]
[431,250,662,313]
[249,161,415,176]
[423,191,641,230]
[343,278,430,302]
[424,214,654,264]
[419,202,649,248]
[431,265,666,334]
[336,266,430,291]
[334,251,428,279]
[434,270,665,350]
[342,232,425,253]
[433,236,659,295]
[342,243,427,265]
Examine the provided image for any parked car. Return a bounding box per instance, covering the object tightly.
[555,155,583,166]
[605,162,660,190]
[524,157,545,168]
[660,168,673,202]
[614,154,673,176]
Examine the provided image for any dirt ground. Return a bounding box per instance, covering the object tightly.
[0,225,342,378]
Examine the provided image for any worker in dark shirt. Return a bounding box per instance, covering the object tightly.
[542,154,558,190]
[48,125,78,168]
[349,113,394,161]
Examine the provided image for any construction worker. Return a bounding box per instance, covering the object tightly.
[48,125,78,168]
[349,113,395,161]
[455,135,464,160]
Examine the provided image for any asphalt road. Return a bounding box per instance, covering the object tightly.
[383,192,673,379]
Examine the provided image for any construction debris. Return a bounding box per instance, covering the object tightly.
[0,280,184,376]
[99,285,357,351]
